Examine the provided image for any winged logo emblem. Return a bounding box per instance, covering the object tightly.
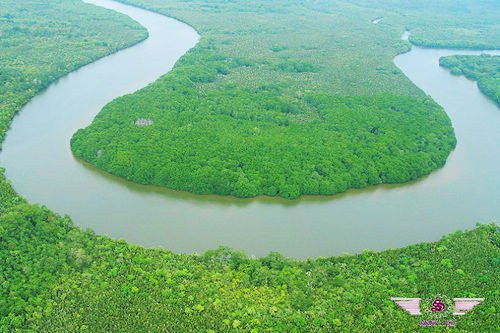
[390,297,484,316]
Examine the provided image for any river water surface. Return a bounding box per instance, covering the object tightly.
[0,0,499,259]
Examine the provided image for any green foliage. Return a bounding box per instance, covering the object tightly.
[271,45,288,52]
[440,54,500,106]
[1,204,498,332]
[0,205,74,331]
[0,0,146,150]
[352,0,500,49]
[0,1,499,332]
[73,0,496,198]
[0,169,24,214]
[275,60,319,73]
[0,0,146,326]
[72,73,456,198]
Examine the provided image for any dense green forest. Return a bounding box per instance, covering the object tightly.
[354,0,500,49]
[2,201,499,332]
[72,0,499,198]
[0,0,143,330]
[1,0,499,332]
[440,54,500,106]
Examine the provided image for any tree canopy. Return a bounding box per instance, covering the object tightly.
[71,0,500,198]
[440,54,500,106]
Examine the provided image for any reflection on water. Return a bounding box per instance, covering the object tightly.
[76,152,437,208]
[0,0,499,259]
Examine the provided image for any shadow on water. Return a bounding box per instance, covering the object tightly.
[76,151,441,207]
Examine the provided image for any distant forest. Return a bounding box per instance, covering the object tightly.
[440,54,500,106]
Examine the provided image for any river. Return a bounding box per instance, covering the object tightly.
[0,0,498,259]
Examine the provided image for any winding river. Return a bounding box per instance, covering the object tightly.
[0,0,499,259]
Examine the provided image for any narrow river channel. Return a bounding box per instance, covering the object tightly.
[0,0,498,259]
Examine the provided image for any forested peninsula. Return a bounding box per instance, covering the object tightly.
[71,0,499,198]
[440,54,500,106]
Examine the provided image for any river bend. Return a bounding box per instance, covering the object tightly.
[0,0,499,258]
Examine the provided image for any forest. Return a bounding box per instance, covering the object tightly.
[440,54,500,106]
[0,1,144,217]
[69,0,459,198]
[0,0,146,150]
[71,0,500,198]
[2,201,499,332]
[0,0,499,332]
[354,0,499,50]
